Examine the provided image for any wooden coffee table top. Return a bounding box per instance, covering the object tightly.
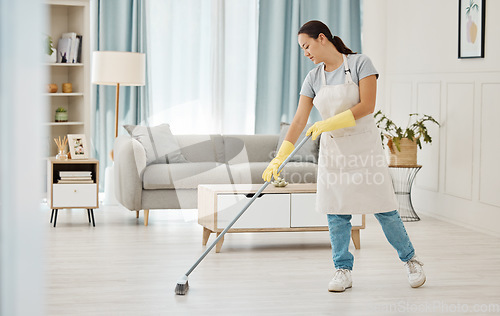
[198,183,317,194]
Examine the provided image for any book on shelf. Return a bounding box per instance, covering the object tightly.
[58,179,94,184]
[56,32,83,63]
[59,171,92,177]
[57,37,71,63]
[59,176,92,181]
[62,32,76,63]
[76,35,83,63]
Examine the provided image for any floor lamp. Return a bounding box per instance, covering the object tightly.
[91,51,145,204]
[92,51,146,141]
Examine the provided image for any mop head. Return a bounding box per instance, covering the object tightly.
[175,275,189,295]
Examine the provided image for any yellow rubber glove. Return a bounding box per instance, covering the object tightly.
[262,140,295,182]
[306,110,356,140]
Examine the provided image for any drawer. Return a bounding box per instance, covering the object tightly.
[351,214,363,227]
[52,184,98,208]
[290,193,363,227]
[217,193,290,229]
[291,193,326,227]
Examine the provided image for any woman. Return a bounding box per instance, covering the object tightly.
[262,20,425,292]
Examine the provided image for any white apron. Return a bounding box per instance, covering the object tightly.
[314,55,398,214]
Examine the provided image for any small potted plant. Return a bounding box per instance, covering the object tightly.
[55,107,68,122]
[374,110,440,166]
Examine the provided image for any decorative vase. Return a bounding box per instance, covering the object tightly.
[55,111,68,122]
[48,84,58,93]
[62,83,72,93]
[56,150,68,160]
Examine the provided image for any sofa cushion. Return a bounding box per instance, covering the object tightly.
[175,135,224,163]
[228,162,318,184]
[124,124,188,165]
[277,122,320,163]
[143,161,317,189]
[223,135,278,163]
[143,162,237,189]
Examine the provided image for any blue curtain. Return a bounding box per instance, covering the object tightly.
[94,0,149,189]
[255,0,361,134]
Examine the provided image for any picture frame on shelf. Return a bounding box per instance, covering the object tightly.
[458,0,485,59]
[67,134,89,159]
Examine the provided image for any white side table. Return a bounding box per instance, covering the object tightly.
[47,158,99,227]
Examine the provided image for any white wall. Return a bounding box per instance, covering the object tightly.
[363,0,500,236]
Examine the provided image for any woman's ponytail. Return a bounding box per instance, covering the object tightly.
[332,36,355,55]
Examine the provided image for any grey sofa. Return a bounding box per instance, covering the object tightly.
[114,134,318,225]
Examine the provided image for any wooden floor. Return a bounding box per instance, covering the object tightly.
[43,203,500,315]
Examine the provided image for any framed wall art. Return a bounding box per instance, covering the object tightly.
[67,134,89,160]
[458,0,486,58]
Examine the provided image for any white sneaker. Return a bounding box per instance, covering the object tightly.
[404,256,426,288]
[328,269,352,292]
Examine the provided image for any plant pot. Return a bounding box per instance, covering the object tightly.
[55,112,68,122]
[386,137,418,166]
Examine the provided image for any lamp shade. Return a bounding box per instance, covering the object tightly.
[91,51,145,86]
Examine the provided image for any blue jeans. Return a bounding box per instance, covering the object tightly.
[327,210,415,270]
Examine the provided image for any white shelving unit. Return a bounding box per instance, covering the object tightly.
[45,122,85,126]
[45,63,84,67]
[45,0,90,156]
[43,93,85,97]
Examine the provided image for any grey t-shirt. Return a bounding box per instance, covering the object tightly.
[300,54,379,99]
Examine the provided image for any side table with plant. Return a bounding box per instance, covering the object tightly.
[374,110,440,166]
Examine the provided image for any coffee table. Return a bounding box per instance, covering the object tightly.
[198,183,365,252]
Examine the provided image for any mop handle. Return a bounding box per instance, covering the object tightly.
[184,135,312,277]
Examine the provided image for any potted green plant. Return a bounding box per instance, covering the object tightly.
[45,34,57,63]
[55,107,68,122]
[374,110,440,166]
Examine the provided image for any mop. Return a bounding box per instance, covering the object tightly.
[175,135,312,295]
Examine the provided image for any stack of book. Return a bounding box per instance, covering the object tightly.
[56,32,83,63]
[58,171,93,184]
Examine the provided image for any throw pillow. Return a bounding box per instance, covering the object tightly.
[124,124,188,165]
[276,122,320,164]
